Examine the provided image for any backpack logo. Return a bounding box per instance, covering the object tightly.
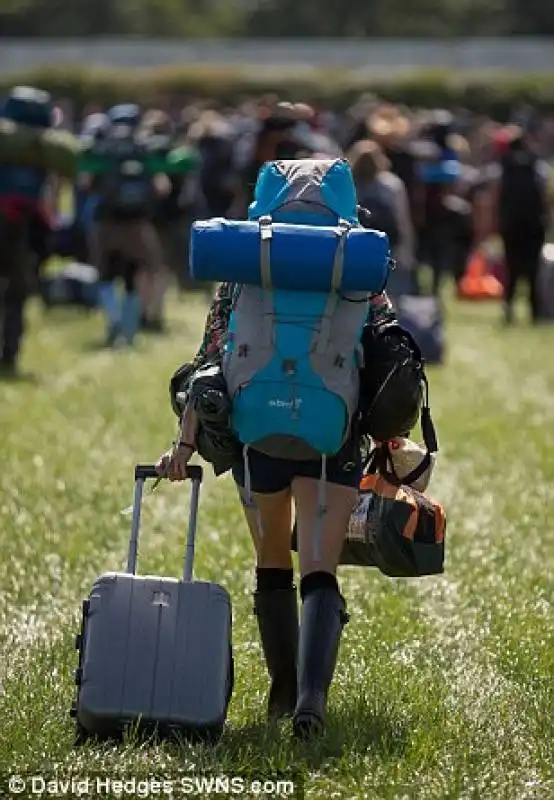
[268,398,303,410]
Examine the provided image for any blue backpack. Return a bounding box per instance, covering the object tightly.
[204,159,389,540]
[0,164,45,200]
[94,135,155,218]
[218,159,390,458]
[0,87,51,201]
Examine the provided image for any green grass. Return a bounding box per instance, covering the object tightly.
[1,288,553,800]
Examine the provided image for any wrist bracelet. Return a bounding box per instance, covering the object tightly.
[176,440,195,450]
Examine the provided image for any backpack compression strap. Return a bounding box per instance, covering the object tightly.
[257,215,352,292]
[259,215,273,290]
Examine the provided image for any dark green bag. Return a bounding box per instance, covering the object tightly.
[169,360,241,476]
[291,446,446,578]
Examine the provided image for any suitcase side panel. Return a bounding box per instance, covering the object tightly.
[165,582,232,727]
[121,576,167,718]
[78,575,132,728]
[149,579,187,721]
[78,574,178,731]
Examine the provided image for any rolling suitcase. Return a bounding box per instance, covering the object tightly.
[70,464,233,743]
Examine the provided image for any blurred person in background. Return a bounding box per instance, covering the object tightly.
[340,93,381,151]
[440,133,481,287]
[367,106,420,227]
[412,111,462,295]
[0,86,58,377]
[348,138,416,296]
[293,102,343,158]
[141,108,189,324]
[491,126,551,324]
[84,103,171,346]
[64,112,110,264]
[188,109,237,219]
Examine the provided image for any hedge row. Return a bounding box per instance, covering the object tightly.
[2,65,554,116]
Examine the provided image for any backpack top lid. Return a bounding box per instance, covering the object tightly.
[107,104,141,128]
[3,85,53,128]
[248,158,359,226]
[81,112,109,139]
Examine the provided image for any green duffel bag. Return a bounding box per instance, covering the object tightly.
[0,118,80,179]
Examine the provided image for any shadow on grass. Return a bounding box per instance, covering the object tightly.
[166,698,410,774]
[68,699,410,780]
[0,368,41,385]
[38,306,98,325]
[81,339,117,353]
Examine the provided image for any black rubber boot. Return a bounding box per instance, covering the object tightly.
[293,587,349,740]
[253,588,299,720]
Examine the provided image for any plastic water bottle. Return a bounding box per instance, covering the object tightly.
[347,491,374,543]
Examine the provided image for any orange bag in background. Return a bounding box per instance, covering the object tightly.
[458,249,504,300]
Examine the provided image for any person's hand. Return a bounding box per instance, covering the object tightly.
[155,443,195,481]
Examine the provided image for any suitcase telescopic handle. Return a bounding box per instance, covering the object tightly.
[128,463,203,578]
[134,464,203,482]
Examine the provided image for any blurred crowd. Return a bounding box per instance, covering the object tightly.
[59,93,554,295]
[1,89,553,376]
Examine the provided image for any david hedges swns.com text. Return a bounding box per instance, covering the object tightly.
[3,774,302,798]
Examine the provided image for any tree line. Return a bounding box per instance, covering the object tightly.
[2,0,554,37]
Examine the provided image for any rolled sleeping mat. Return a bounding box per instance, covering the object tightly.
[190,218,391,292]
[0,119,79,179]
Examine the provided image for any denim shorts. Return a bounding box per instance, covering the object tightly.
[232,439,362,495]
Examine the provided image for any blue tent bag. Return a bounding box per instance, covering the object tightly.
[190,218,390,292]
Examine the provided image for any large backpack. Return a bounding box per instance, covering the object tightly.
[3,86,53,129]
[498,150,546,229]
[221,159,390,487]
[92,135,155,220]
[0,87,51,203]
[0,163,45,202]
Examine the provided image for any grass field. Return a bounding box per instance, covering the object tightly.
[0,288,553,800]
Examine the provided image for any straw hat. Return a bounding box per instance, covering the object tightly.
[368,107,411,142]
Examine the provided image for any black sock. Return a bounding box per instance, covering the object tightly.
[255,567,294,593]
[300,571,339,600]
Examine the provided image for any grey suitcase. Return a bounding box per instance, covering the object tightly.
[70,464,233,743]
